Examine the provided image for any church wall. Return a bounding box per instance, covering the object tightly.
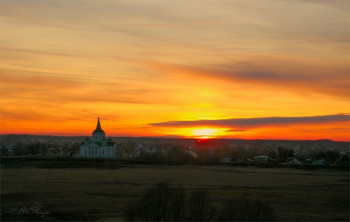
[80,144,117,159]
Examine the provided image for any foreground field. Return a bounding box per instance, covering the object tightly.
[1,165,349,221]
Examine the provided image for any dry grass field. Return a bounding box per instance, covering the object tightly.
[1,164,349,221]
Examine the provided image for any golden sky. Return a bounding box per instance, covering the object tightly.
[0,0,349,140]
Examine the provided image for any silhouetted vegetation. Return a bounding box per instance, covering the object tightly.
[126,182,278,221]
[126,182,185,221]
[220,198,278,221]
[188,191,215,221]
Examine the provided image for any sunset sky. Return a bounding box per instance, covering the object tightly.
[0,0,349,141]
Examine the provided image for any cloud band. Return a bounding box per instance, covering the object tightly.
[150,114,350,128]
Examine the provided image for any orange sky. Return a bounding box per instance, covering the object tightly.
[0,0,349,141]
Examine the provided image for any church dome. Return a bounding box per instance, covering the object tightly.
[93,128,105,134]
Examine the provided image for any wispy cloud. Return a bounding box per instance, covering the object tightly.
[149,61,349,98]
[1,47,91,58]
[150,114,350,129]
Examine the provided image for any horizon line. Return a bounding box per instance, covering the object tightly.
[1,133,349,143]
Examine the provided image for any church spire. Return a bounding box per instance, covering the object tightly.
[92,117,105,141]
[96,117,102,130]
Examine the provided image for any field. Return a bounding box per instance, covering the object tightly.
[1,161,349,221]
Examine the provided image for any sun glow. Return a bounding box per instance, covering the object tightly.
[191,128,221,139]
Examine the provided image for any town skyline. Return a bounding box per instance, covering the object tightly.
[1,0,349,141]
[1,114,349,142]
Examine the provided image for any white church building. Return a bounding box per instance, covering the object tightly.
[80,117,117,158]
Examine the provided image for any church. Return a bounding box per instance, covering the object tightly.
[80,117,117,158]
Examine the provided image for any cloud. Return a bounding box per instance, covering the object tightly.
[225,129,250,132]
[0,68,178,105]
[0,68,81,88]
[148,61,349,98]
[1,47,91,58]
[150,114,350,129]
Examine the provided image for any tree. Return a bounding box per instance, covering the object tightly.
[288,149,294,158]
[70,142,80,156]
[188,191,215,221]
[27,142,40,155]
[62,142,70,155]
[126,182,185,221]
[168,145,184,163]
[13,142,26,156]
[268,150,278,159]
[220,198,278,221]
[277,146,289,161]
[325,150,340,162]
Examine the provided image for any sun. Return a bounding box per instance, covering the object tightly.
[191,128,220,139]
[170,127,229,139]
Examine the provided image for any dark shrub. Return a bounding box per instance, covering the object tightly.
[188,191,215,221]
[220,198,278,221]
[126,182,185,221]
[126,182,278,221]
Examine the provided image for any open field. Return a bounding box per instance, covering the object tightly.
[1,163,349,221]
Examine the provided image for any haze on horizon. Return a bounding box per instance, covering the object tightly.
[0,0,349,141]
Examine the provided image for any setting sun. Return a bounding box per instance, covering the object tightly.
[191,128,222,139]
[192,128,219,139]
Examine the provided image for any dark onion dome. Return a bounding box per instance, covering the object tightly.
[93,128,105,134]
